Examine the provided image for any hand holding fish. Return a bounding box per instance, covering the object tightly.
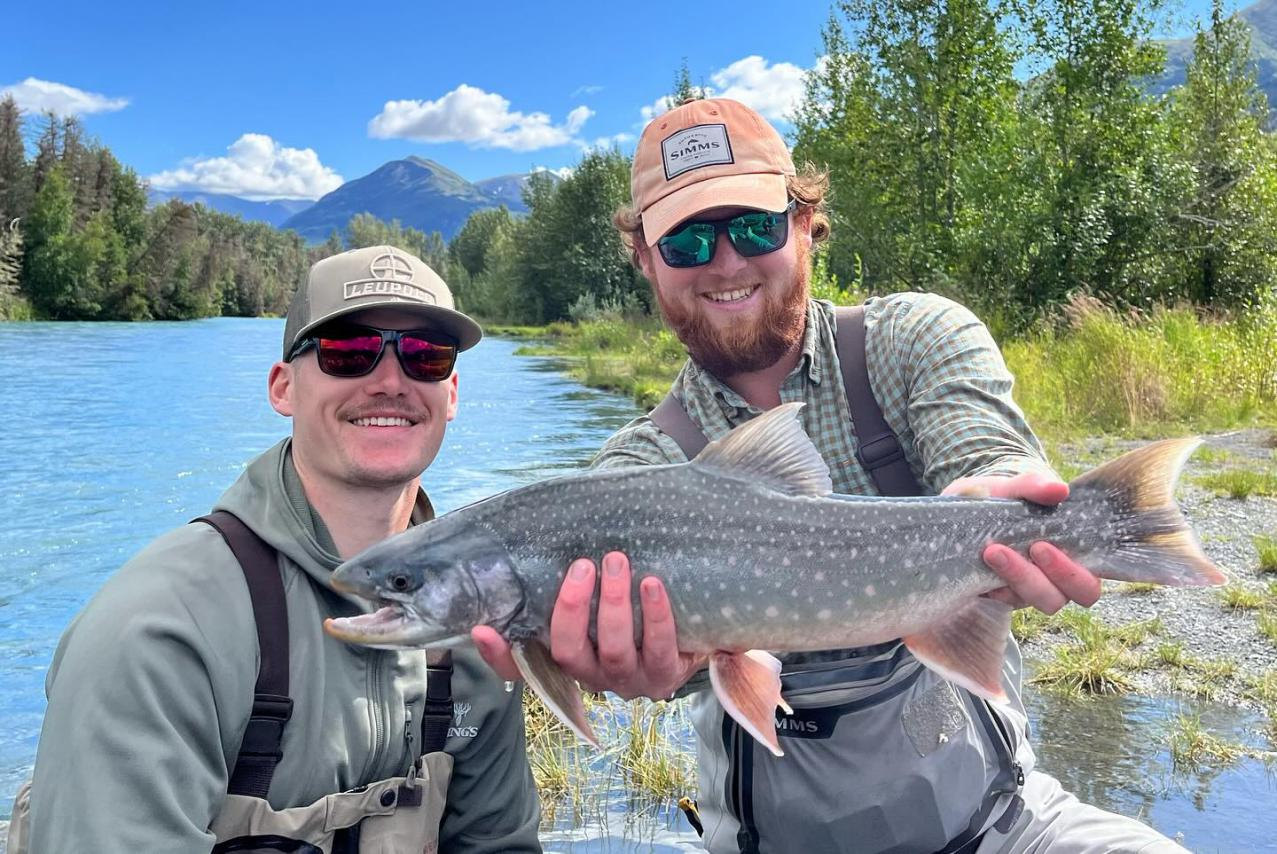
[942,471,1103,615]
[472,552,701,700]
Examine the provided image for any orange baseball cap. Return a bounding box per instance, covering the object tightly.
[631,98,794,246]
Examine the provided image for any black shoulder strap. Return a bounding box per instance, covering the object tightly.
[196,511,294,799]
[833,305,924,496]
[420,650,454,754]
[649,392,709,460]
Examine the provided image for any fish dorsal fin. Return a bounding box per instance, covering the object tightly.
[692,402,833,497]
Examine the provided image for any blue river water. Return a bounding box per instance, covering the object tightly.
[0,318,1273,851]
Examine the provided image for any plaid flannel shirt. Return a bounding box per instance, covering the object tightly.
[592,293,1054,492]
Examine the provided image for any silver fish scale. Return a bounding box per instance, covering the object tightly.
[459,462,1115,653]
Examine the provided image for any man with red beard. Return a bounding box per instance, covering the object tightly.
[477,98,1184,853]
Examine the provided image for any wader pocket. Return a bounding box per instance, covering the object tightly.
[902,679,968,758]
[210,752,453,854]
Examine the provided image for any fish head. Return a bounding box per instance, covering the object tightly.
[324,523,524,650]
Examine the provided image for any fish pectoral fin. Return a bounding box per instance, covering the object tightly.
[903,597,1012,703]
[691,401,833,497]
[709,649,788,757]
[510,640,599,748]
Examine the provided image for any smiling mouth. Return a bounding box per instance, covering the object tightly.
[350,416,416,427]
[703,285,760,304]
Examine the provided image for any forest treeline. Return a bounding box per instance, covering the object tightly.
[3,0,1276,330]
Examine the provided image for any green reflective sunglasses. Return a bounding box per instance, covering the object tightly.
[657,201,795,269]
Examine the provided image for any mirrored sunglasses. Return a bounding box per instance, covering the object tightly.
[289,324,458,382]
[656,201,795,269]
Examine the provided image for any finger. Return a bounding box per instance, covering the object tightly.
[1029,542,1101,607]
[549,558,599,673]
[984,544,1069,615]
[471,626,522,681]
[1015,473,1069,506]
[594,552,639,679]
[941,478,990,499]
[637,576,682,698]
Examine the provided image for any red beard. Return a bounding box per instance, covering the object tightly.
[655,240,810,380]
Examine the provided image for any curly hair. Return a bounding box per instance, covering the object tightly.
[613,163,831,268]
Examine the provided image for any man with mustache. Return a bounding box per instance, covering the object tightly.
[478,98,1184,853]
[15,246,542,853]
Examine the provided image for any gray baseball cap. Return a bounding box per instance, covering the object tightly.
[282,245,483,360]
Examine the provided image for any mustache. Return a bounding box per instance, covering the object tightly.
[341,402,427,423]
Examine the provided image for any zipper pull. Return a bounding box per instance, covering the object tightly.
[403,707,419,791]
[1013,761,1025,788]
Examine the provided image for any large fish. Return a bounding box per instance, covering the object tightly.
[325,403,1226,756]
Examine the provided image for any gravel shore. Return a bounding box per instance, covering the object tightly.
[1020,428,1277,709]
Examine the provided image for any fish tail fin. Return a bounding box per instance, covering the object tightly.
[1068,437,1227,587]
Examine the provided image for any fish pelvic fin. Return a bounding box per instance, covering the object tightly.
[709,649,789,757]
[903,597,1012,704]
[511,640,599,748]
[1069,437,1227,587]
[692,402,833,497]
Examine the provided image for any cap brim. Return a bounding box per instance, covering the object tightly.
[292,302,484,353]
[642,173,789,246]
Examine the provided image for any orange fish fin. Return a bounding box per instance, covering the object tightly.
[709,649,788,757]
[903,597,1012,703]
[511,640,599,748]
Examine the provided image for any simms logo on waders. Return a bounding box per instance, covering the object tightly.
[342,250,438,304]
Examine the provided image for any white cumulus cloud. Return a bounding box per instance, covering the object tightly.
[147,134,343,201]
[638,56,823,125]
[369,84,594,151]
[710,56,811,121]
[1,77,129,116]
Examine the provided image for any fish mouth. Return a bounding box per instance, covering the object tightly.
[324,601,439,649]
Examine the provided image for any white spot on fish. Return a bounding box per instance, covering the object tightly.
[689,614,704,625]
[814,571,825,582]
[720,605,735,619]
[865,584,876,596]
[782,557,791,567]
[765,606,779,618]
[817,609,832,621]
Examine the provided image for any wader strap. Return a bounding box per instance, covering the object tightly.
[649,392,709,460]
[196,511,294,799]
[421,650,454,754]
[832,305,924,496]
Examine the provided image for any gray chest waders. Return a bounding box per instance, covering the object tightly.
[199,511,454,854]
[650,305,1026,854]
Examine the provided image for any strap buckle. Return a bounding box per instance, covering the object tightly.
[855,433,906,471]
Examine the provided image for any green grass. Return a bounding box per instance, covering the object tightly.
[1197,469,1277,499]
[1192,446,1234,465]
[1029,610,1159,696]
[1219,585,1269,610]
[1167,713,1248,770]
[1001,297,1277,441]
[1259,612,1277,645]
[1255,535,1277,573]
[514,295,1277,441]
[1119,582,1160,595]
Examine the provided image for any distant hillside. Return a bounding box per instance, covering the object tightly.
[474,173,539,210]
[1154,0,1277,115]
[281,157,539,243]
[147,190,313,227]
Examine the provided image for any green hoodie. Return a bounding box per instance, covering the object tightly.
[27,439,542,853]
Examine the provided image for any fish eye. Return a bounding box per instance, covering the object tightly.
[390,573,414,592]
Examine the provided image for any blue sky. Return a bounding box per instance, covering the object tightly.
[0,0,1227,200]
